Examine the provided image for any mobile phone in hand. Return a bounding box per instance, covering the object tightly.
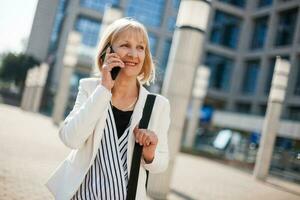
[100,43,121,80]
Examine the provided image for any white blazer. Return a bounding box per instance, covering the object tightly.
[46,78,170,200]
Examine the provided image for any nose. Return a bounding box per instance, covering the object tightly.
[127,48,138,58]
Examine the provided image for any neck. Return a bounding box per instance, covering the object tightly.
[112,77,139,98]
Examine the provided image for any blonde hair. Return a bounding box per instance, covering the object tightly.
[96,17,155,85]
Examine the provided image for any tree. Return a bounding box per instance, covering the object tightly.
[0,52,40,89]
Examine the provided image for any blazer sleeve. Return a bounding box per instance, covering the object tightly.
[59,79,112,149]
[142,98,170,173]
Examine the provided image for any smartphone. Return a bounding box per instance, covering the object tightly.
[100,43,121,80]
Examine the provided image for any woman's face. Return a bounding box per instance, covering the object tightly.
[112,29,146,78]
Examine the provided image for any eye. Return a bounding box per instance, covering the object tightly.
[121,43,129,47]
[137,45,145,50]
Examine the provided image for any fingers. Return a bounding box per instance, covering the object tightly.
[104,51,121,63]
[133,126,157,146]
[103,61,124,71]
[102,54,124,72]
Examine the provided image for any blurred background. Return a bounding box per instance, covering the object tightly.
[1,0,300,199]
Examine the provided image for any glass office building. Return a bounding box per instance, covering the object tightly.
[27,0,300,131]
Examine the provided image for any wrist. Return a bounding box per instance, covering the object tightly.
[101,82,112,92]
[143,155,154,164]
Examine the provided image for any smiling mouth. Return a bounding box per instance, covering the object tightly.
[124,61,137,66]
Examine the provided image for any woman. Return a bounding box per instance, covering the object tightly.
[46,17,171,200]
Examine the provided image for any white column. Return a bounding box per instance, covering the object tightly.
[184,66,210,148]
[32,63,49,112]
[253,57,291,180]
[147,1,211,199]
[52,32,81,124]
[21,66,39,111]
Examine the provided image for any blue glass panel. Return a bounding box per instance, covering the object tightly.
[160,40,172,73]
[172,0,181,10]
[218,0,245,8]
[294,59,300,95]
[49,0,69,53]
[148,33,157,55]
[168,16,177,32]
[210,10,242,49]
[75,16,101,47]
[251,16,268,49]
[288,106,300,121]
[257,0,273,7]
[275,9,298,46]
[235,102,251,113]
[242,60,260,94]
[126,0,165,27]
[205,52,234,91]
[80,0,119,12]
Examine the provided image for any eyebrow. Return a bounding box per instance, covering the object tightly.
[123,40,145,44]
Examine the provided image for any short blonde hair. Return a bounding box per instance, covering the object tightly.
[96,17,155,85]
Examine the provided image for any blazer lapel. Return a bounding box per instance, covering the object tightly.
[127,85,149,175]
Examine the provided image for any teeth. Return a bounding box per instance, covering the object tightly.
[125,62,136,66]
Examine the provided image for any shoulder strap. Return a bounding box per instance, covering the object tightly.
[126,94,156,200]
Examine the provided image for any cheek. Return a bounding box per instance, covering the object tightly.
[139,52,145,63]
[117,48,128,57]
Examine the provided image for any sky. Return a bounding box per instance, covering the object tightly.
[0,0,38,54]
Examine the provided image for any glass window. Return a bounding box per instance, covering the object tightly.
[257,0,272,8]
[278,0,292,3]
[148,33,158,56]
[275,9,298,47]
[259,104,267,116]
[294,58,300,95]
[155,40,172,89]
[160,40,172,73]
[172,0,181,10]
[168,0,180,31]
[126,0,165,28]
[235,102,251,113]
[80,0,119,12]
[218,0,245,8]
[205,52,234,91]
[250,16,268,50]
[168,16,177,32]
[210,10,242,49]
[241,60,260,94]
[49,0,69,53]
[265,58,275,94]
[75,16,101,47]
[288,106,300,121]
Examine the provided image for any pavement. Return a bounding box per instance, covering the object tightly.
[0,103,300,200]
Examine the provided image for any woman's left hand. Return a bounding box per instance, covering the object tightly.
[133,126,158,164]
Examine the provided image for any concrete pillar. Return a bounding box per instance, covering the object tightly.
[92,4,123,75]
[32,63,49,112]
[52,32,81,124]
[147,1,211,199]
[21,70,32,110]
[184,66,210,148]
[21,66,39,111]
[254,57,291,180]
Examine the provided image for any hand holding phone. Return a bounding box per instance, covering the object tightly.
[100,44,121,80]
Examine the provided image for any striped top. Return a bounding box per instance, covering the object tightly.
[71,104,132,200]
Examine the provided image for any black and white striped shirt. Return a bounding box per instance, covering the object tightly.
[71,104,133,200]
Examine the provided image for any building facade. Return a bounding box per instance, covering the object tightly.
[26,0,300,131]
[203,0,300,121]
[26,0,180,114]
